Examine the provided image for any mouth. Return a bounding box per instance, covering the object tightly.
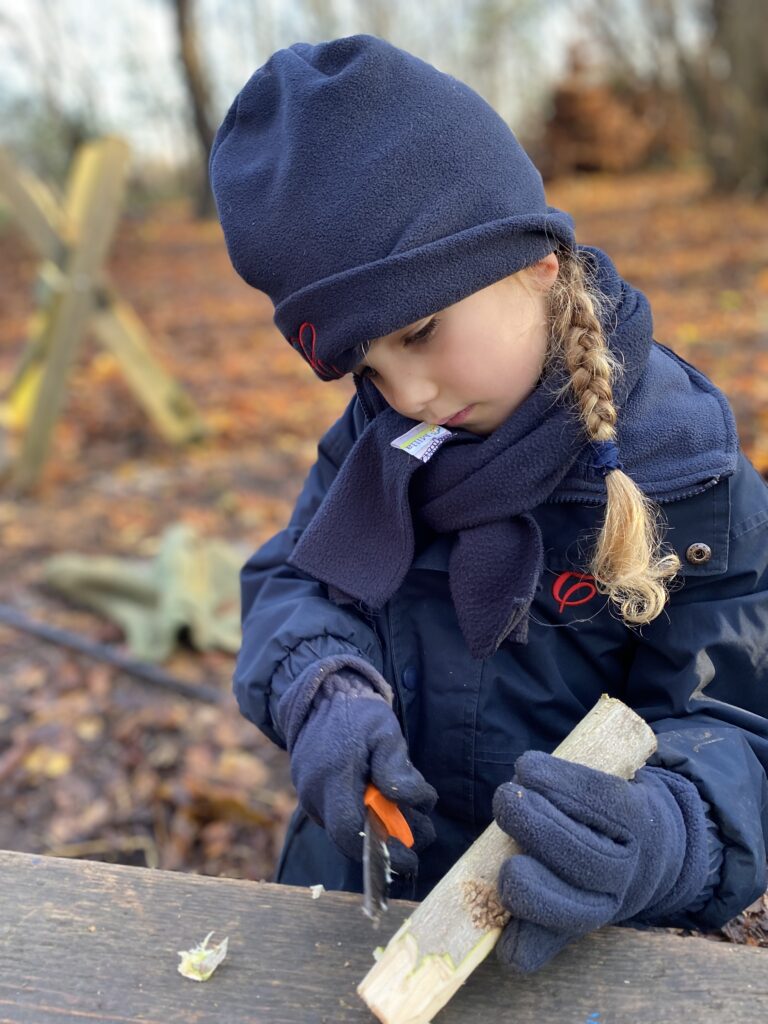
[438,405,474,428]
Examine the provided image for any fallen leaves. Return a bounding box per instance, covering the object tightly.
[719,893,768,948]
[0,643,294,881]
[22,746,72,779]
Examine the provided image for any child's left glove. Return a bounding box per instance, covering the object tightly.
[492,751,711,974]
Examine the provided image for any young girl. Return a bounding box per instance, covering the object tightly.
[209,35,768,972]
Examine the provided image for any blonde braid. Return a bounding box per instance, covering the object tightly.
[545,249,681,625]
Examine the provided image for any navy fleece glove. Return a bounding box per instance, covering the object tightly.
[492,751,711,973]
[276,655,438,875]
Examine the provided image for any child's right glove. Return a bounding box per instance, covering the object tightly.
[275,654,438,875]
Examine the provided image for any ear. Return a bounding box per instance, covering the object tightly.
[526,252,560,292]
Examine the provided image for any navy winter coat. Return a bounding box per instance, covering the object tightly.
[233,347,768,930]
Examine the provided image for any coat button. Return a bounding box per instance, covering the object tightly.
[686,542,712,565]
[401,665,421,691]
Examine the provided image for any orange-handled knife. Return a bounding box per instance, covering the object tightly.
[362,783,414,927]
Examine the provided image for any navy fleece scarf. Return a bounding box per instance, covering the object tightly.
[289,248,649,657]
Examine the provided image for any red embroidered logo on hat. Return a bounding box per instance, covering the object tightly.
[289,322,341,380]
[552,572,598,613]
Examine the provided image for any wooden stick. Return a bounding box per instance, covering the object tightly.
[0,602,224,705]
[357,694,657,1024]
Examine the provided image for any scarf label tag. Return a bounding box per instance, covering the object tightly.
[390,422,451,463]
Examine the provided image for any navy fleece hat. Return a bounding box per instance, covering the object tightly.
[209,34,575,380]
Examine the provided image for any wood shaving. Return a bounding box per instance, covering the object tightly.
[177,931,229,981]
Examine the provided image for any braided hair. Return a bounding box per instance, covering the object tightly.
[543,247,681,626]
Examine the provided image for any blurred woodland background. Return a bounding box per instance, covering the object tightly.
[0,0,766,941]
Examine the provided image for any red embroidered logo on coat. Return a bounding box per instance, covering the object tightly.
[552,572,598,613]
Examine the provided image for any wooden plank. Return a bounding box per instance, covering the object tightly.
[0,849,765,1024]
[0,149,66,258]
[7,270,205,444]
[11,270,97,491]
[61,137,130,257]
[91,292,207,443]
[4,263,66,425]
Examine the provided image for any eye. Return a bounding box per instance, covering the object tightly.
[355,316,440,382]
[405,316,440,346]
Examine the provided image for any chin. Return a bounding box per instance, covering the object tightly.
[464,420,492,436]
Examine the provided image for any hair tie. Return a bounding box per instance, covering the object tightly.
[591,440,623,476]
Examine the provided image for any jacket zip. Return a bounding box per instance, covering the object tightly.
[545,476,722,506]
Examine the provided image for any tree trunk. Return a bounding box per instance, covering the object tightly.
[172,0,217,218]
[646,0,768,194]
[704,0,768,193]
[590,0,768,194]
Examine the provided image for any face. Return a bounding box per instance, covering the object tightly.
[353,254,559,435]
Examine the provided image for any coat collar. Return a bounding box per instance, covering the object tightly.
[547,342,739,505]
[412,471,731,579]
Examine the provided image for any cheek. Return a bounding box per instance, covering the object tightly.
[438,317,548,395]
[482,344,546,405]
[518,338,549,379]
[444,347,478,381]
[431,334,474,385]
[477,336,529,385]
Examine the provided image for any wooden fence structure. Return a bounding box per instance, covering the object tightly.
[0,139,206,492]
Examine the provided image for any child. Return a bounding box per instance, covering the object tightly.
[209,35,768,972]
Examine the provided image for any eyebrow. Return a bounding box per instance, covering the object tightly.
[352,317,434,376]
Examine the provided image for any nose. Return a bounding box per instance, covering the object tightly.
[387,372,438,420]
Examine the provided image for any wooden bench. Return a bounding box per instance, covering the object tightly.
[2,849,765,1023]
